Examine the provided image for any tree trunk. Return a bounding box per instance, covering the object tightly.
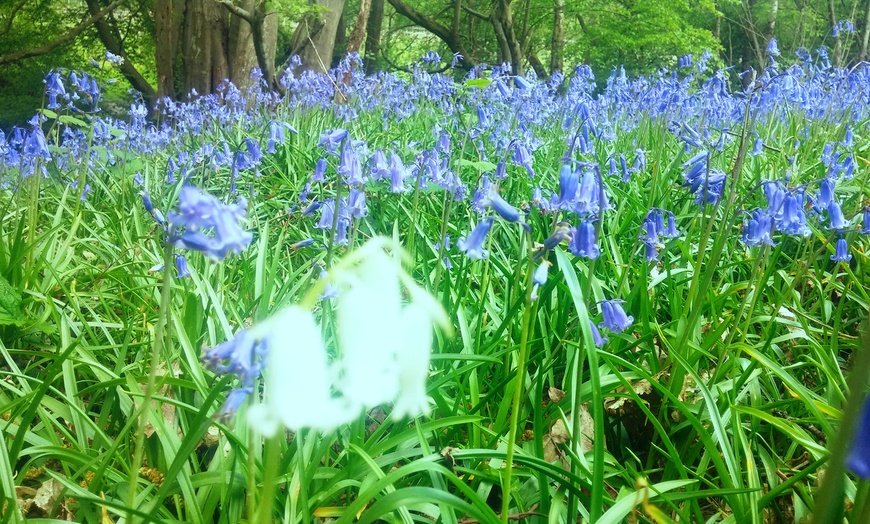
[346,0,372,54]
[550,0,564,75]
[830,0,842,66]
[227,0,259,88]
[297,0,345,73]
[155,0,185,99]
[766,0,778,39]
[364,0,384,73]
[861,0,870,58]
[492,0,522,75]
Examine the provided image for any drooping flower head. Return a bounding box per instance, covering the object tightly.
[847,395,870,479]
[831,237,852,263]
[599,299,633,334]
[168,186,253,261]
[458,217,495,260]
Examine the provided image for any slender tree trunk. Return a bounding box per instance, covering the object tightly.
[347,0,372,53]
[550,0,564,75]
[861,0,870,58]
[332,12,346,66]
[830,0,842,66]
[766,0,778,39]
[492,0,522,75]
[155,0,185,99]
[227,0,258,88]
[297,0,344,72]
[741,0,763,70]
[364,0,384,73]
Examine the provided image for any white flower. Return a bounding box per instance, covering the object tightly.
[247,307,353,435]
[391,302,434,418]
[335,250,403,408]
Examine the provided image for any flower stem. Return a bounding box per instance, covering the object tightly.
[812,311,870,523]
[501,239,535,523]
[126,236,174,522]
[257,435,282,524]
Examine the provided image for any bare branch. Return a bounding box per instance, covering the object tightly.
[462,5,490,20]
[0,0,130,66]
[215,0,253,22]
[0,0,30,38]
[386,0,475,69]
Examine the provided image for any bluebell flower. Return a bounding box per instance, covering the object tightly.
[389,152,407,193]
[861,208,870,234]
[168,186,253,261]
[512,143,535,177]
[575,168,603,216]
[542,223,572,251]
[530,260,550,301]
[141,191,154,213]
[44,71,65,109]
[105,50,125,66]
[133,172,143,186]
[767,38,780,57]
[302,200,322,216]
[266,121,285,154]
[827,200,849,230]
[763,180,787,218]
[319,128,348,154]
[778,192,810,236]
[290,238,316,250]
[514,75,533,91]
[750,138,764,156]
[843,129,854,148]
[202,328,267,388]
[370,150,389,180]
[482,187,520,223]
[831,237,852,262]
[631,149,646,179]
[742,209,775,247]
[318,268,340,300]
[589,320,608,347]
[558,164,579,209]
[847,395,870,479]
[568,220,600,259]
[216,387,253,421]
[339,143,365,186]
[347,188,368,219]
[822,143,835,166]
[599,299,633,334]
[174,254,191,278]
[458,217,494,260]
[815,178,836,211]
[312,158,328,182]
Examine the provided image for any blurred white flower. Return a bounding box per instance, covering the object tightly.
[391,302,435,418]
[247,306,353,435]
[336,250,403,407]
[241,237,448,435]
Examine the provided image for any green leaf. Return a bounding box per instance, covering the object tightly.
[0,275,22,325]
[457,159,498,172]
[465,78,491,89]
[58,114,89,128]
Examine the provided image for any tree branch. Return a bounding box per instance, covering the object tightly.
[215,0,276,91]
[0,0,30,38]
[0,0,130,66]
[386,0,475,69]
[462,5,490,20]
[84,0,157,103]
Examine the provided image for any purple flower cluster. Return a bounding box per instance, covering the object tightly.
[168,186,253,261]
